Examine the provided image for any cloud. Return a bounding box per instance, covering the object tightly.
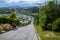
[5,0,20,3]
[4,0,42,4]
[0,0,48,7]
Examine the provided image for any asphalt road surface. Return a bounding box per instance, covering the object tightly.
[0,21,40,40]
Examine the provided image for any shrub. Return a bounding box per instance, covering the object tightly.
[47,23,52,30]
[9,12,20,26]
[12,23,16,28]
[0,13,20,26]
[52,18,60,31]
[13,18,20,25]
[0,17,8,24]
[0,25,3,32]
[10,12,17,19]
[3,24,12,31]
[0,14,9,24]
[46,18,60,31]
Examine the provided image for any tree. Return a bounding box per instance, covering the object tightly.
[10,12,17,19]
[38,0,60,30]
[41,0,58,23]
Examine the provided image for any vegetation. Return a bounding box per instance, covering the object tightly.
[0,0,60,40]
[0,13,19,26]
[34,0,60,31]
[0,12,31,33]
[40,0,60,31]
[3,24,12,31]
[0,25,3,32]
[33,0,60,40]
[35,25,60,40]
[0,6,39,14]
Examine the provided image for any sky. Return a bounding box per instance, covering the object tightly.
[0,0,49,7]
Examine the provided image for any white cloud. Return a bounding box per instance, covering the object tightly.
[5,0,20,3]
[4,0,42,4]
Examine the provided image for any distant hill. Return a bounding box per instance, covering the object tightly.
[0,6,39,14]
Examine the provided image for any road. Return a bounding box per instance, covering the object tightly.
[0,18,40,40]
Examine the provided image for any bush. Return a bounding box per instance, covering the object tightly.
[39,12,47,30]
[13,18,20,25]
[9,12,20,26]
[46,18,60,31]
[12,23,16,28]
[0,13,20,26]
[3,24,12,31]
[0,14,10,24]
[0,26,3,32]
[47,23,52,30]
[33,14,39,25]
[10,12,17,19]
[28,20,31,24]
[52,18,60,31]
[0,17,9,24]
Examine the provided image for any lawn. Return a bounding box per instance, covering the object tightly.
[35,25,60,40]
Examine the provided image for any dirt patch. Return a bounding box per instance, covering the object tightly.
[45,32,56,37]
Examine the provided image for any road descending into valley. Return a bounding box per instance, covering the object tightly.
[0,15,40,40]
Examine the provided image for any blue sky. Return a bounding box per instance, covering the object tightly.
[0,0,48,7]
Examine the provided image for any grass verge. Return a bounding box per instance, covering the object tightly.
[35,25,60,40]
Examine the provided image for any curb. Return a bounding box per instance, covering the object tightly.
[35,31,41,40]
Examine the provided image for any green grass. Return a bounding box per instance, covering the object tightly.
[35,25,60,40]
